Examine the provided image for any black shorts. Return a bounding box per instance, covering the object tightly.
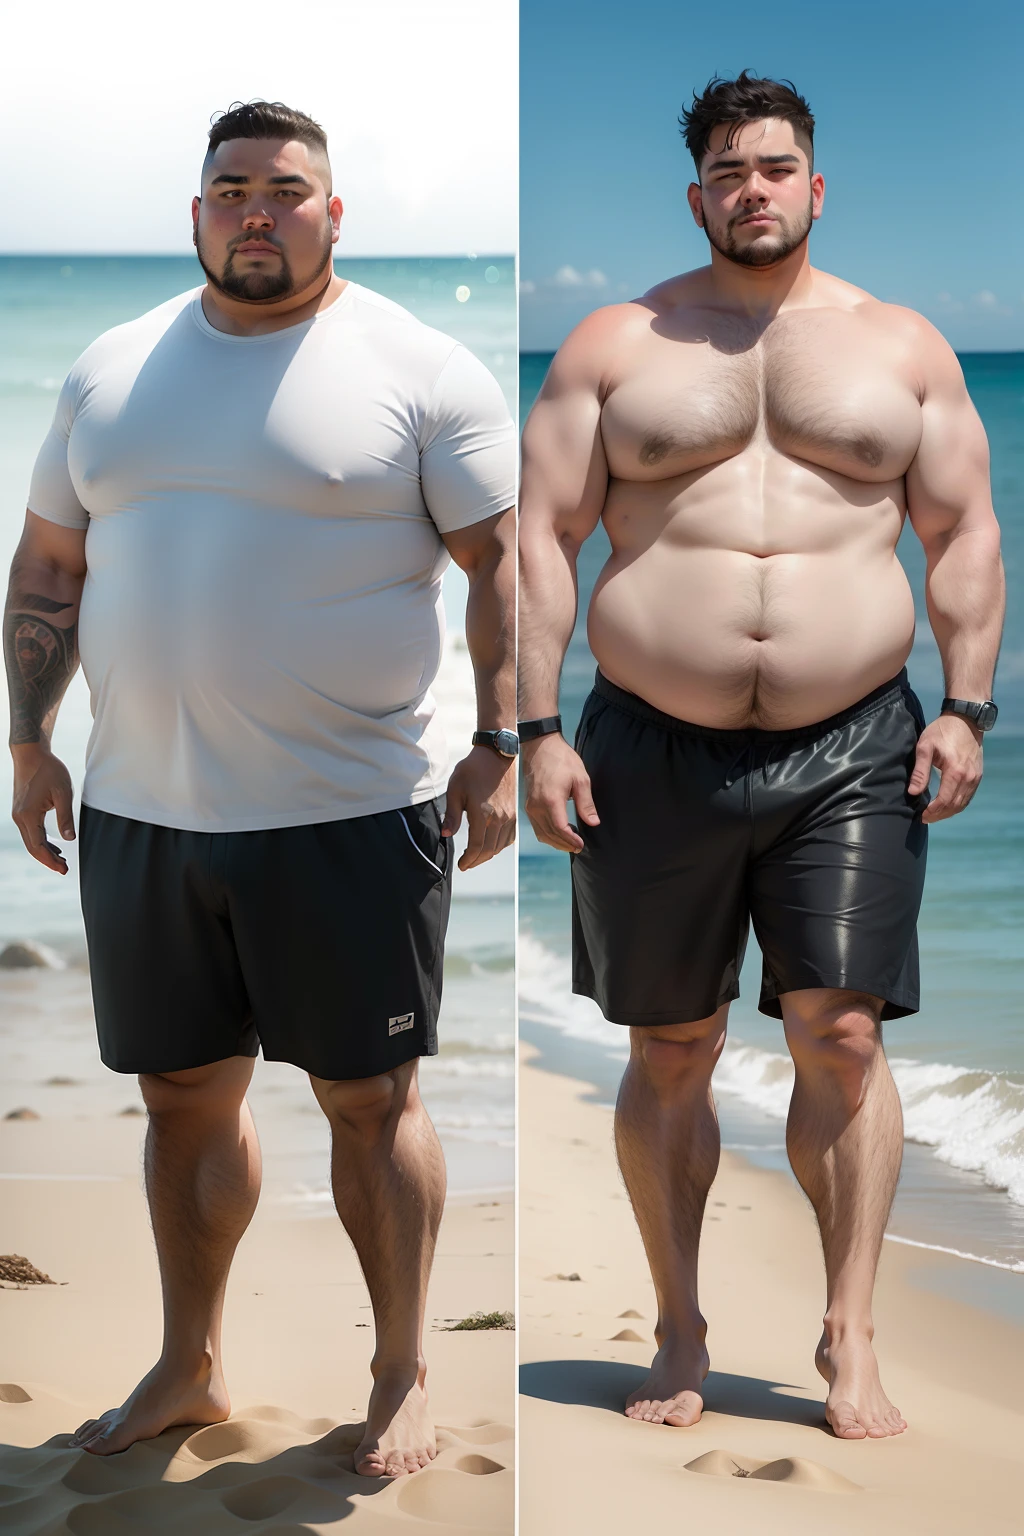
[79,799,452,1079]
[571,670,929,1026]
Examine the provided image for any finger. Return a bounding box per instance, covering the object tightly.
[907,740,935,796]
[14,813,68,874]
[572,775,601,826]
[463,817,502,870]
[497,815,517,853]
[441,788,465,838]
[52,784,76,841]
[458,808,489,871]
[540,805,584,853]
[922,775,962,823]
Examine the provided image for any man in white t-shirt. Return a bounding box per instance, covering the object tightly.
[3,100,516,1479]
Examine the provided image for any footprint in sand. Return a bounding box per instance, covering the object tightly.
[609,1329,645,1342]
[684,1449,861,1492]
[454,1455,504,1475]
[220,1474,349,1523]
[396,1462,513,1527]
[0,1384,32,1403]
[617,1309,644,1319]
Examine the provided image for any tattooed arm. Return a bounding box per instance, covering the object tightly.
[4,512,87,874]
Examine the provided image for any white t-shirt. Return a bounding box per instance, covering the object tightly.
[27,283,516,832]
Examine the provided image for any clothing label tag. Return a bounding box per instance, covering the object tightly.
[388,1012,415,1036]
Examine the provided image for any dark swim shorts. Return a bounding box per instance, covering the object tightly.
[79,798,452,1080]
[571,670,929,1026]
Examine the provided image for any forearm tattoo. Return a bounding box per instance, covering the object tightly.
[4,579,80,747]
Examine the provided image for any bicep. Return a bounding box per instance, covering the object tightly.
[15,511,88,580]
[442,506,516,577]
[520,354,608,551]
[906,349,995,554]
[419,346,517,537]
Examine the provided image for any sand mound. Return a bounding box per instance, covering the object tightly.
[684,1449,860,1492]
[0,1394,514,1533]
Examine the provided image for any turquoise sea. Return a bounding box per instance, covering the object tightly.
[0,255,516,1200]
[519,350,1024,1284]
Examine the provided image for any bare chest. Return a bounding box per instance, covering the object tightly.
[601,314,923,484]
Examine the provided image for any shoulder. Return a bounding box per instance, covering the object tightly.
[58,288,197,407]
[853,296,964,396]
[544,301,656,396]
[344,282,460,366]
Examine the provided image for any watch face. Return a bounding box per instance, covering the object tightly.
[493,729,520,757]
[977,702,998,731]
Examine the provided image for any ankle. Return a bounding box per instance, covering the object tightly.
[369,1353,426,1384]
[157,1347,216,1379]
[654,1310,707,1350]
[822,1314,874,1346]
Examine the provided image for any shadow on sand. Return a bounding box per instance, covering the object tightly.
[520,1358,827,1430]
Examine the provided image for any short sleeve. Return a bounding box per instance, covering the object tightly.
[419,344,516,534]
[26,372,90,529]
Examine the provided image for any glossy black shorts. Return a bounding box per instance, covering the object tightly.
[79,798,452,1079]
[571,670,929,1026]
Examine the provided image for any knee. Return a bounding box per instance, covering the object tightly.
[784,994,883,1093]
[138,1057,252,1117]
[634,1011,726,1095]
[317,1073,398,1144]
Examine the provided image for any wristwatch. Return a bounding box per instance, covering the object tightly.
[473,729,520,759]
[940,698,998,732]
[517,715,562,742]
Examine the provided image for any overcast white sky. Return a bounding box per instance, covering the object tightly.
[4,0,516,255]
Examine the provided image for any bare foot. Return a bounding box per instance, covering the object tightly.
[815,1329,907,1439]
[355,1365,436,1478]
[70,1354,230,1455]
[624,1336,709,1426]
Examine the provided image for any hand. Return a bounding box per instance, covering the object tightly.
[523,733,599,852]
[11,745,76,874]
[442,744,517,871]
[908,714,983,823]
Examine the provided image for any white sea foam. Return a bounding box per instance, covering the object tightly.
[521,934,1024,1212]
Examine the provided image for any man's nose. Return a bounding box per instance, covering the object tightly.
[241,204,275,229]
[741,175,770,205]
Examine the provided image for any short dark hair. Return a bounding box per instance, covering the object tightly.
[205,100,331,188]
[680,71,814,176]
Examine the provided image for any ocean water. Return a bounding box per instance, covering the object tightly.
[0,255,515,1200]
[519,349,1024,1276]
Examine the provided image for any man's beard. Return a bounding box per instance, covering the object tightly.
[703,195,813,269]
[195,232,332,303]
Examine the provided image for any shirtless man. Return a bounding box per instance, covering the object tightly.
[518,72,1003,1441]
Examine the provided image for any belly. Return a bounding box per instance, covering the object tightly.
[588,490,916,730]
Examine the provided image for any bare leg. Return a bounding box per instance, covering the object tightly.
[614,1007,728,1426]
[782,988,907,1440]
[310,1060,445,1477]
[72,1055,261,1454]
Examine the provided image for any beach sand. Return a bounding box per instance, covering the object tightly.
[0,1111,513,1534]
[519,1046,1024,1535]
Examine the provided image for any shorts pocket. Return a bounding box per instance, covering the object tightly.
[391,802,448,885]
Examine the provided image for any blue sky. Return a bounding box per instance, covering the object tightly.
[521,0,1024,351]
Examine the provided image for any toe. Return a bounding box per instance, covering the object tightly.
[72,1419,100,1445]
[829,1401,867,1439]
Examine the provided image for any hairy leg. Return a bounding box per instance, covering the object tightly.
[72,1054,261,1454]
[782,988,906,1440]
[614,1007,728,1426]
[310,1061,446,1477]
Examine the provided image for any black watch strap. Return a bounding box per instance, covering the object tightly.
[518,715,562,742]
[940,698,998,731]
[472,728,519,758]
